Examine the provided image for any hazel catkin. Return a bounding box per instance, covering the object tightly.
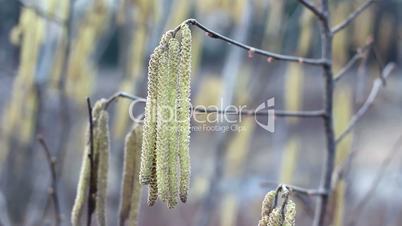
[166,37,180,208]
[119,125,142,225]
[284,200,296,226]
[95,109,110,226]
[126,125,144,226]
[177,23,192,203]
[140,25,193,208]
[140,31,173,186]
[71,99,107,226]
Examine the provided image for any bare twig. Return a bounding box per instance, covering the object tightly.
[37,135,61,226]
[331,0,376,34]
[174,19,326,66]
[347,136,402,226]
[297,0,325,21]
[333,41,373,82]
[336,63,395,144]
[104,92,146,109]
[261,182,328,197]
[86,97,96,226]
[104,92,325,118]
[193,107,325,118]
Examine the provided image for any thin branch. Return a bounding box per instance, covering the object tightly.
[86,97,95,226]
[105,92,325,118]
[37,135,61,226]
[104,92,146,109]
[333,41,373,82]
[17,0,66,25]
[331,0,376,34]
[347,135,402,226]
[175,19,326,66]
[261,182,328,197]
[336,63,395,144]
[193,107,325,118]
[297,0,325,21]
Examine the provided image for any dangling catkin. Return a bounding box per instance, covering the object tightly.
[260,191,276,221]
[166,37,180,208]
[71,99,107,226]
[71,139,90,226]
[284,200,296,226]
[119,124,143,226]
[267,208,283,226]
[177,23,192,203]
[140,31,173,185]
[155,49,171,203]
[95,109,110,226]
[127,126,144,226]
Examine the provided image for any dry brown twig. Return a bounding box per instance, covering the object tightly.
[37,135,61,226]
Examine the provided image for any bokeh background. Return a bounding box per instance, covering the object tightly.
[0,0,401,225]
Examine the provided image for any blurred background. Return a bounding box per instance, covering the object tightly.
[0,0,401,225]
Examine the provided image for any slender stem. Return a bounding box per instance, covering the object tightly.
[37,135,61,226]
[333,41,373,82]
[86,97,95,226]
[193,107,325,118]
[176,19,326,66]
[297,0,325,21]
[331,0,376,34]
[261,182,328,197]
[105,92,325,118]
[336,63,395,144]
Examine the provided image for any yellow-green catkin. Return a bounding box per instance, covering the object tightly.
[71,99,107,226]
[95,109,110,226]
[155,49,171,203]
[166,38,180,208]
[71,139,90,226]
[284,200,296,226]
[267,208,283,226]
[140,31,173,185]
[126,125,143,226]
[258,191,276,226]
[177,23,192,203]
[119,125,142,225]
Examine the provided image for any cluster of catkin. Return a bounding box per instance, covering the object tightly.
[139,23,192,209]
[71,99,110,226]
[258,191,296,226]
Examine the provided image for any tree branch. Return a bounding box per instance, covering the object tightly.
[331,0,376,34]
[86,97,95,226]
[175,19,326,66]
[336,63,395,144]
[297,0,325,21]
[37,135,61,226]
[105,92,325,118]
[261,182,328,197]
[333,41,373,82]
